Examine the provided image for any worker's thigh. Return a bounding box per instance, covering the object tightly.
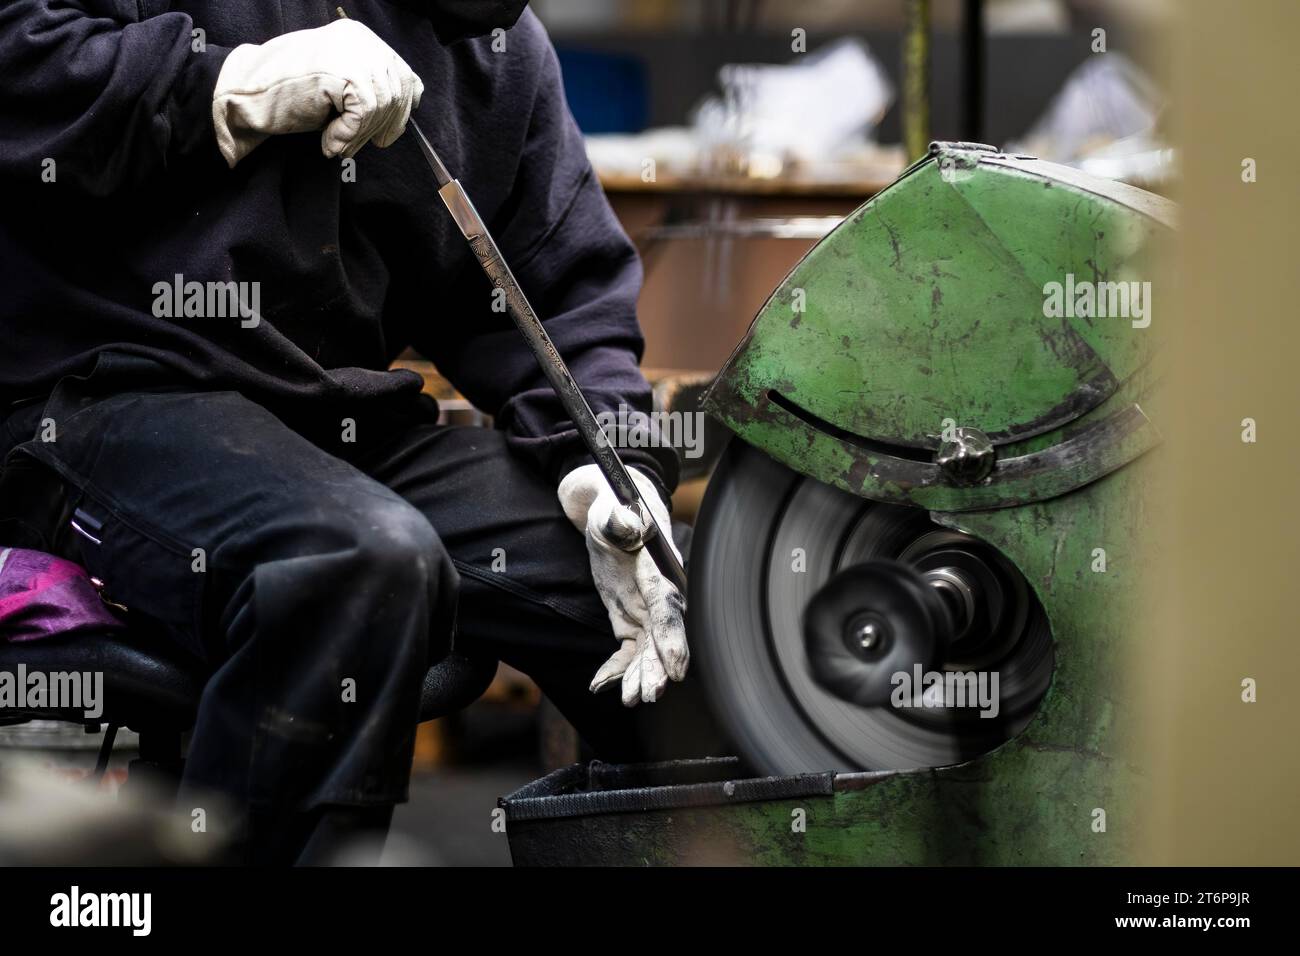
[5,388,451,660]
[359,423,725,761]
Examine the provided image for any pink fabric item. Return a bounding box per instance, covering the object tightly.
[0,547,126,641]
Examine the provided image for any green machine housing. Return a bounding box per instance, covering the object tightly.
[707,140,1171,511]
[699,141,1174,863]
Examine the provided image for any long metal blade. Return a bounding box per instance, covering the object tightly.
[418,129,688,595]
[408,120,453,188]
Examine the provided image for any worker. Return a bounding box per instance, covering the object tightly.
[0,1,689,863]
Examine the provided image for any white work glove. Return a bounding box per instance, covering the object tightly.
[212,19,423,167]
[558,464,688,706]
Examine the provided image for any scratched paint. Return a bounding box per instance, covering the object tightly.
[703,143,1173,513]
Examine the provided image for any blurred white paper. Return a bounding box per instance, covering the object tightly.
[1010,53,1171,184]
[694,39,894,173]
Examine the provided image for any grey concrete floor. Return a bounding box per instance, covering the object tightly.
[386,761,538,866]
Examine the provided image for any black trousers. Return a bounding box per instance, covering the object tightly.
[0,358,716,863]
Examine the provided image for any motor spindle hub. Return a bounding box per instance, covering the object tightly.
[844,614,890,658]
[922,566,977,640]
[805,542,1007,708]
[804,560,956,707]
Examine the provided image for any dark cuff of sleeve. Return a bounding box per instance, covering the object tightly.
[165,44,232,163]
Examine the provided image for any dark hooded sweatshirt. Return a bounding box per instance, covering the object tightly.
[0,0,677,493]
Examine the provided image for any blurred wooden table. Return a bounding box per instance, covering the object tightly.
[599,155,905,372]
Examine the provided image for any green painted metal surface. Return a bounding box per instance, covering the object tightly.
[704,143,1174,512]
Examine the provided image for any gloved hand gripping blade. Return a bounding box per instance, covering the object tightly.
[411,122,689,594]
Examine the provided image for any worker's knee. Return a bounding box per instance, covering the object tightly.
[343,497,459,662]
[349,497,449,593]
[215,494,456,655]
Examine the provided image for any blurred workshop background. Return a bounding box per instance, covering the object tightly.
[551,0,1170,373]
[1,0,1192,866]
